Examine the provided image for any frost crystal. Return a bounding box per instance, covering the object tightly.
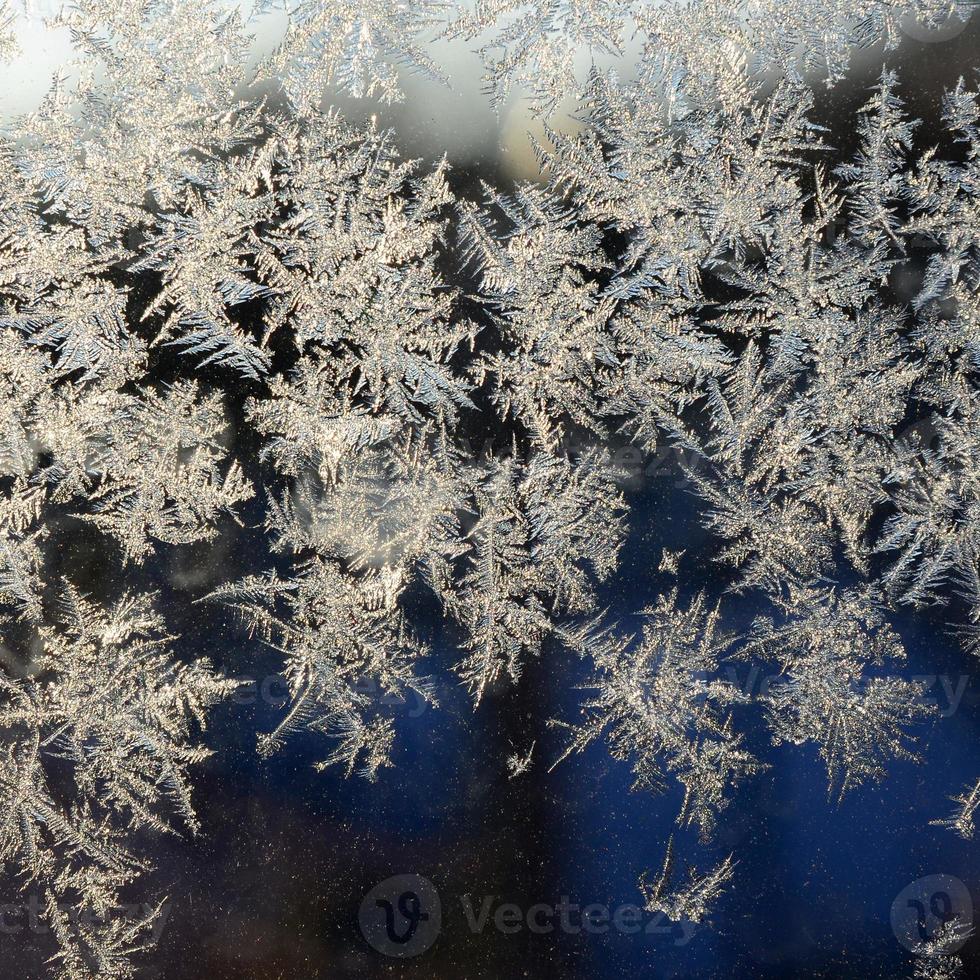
[931,777,980,838]
[0,589,235,978]
[0,0,977,973]
[640,836,735,925]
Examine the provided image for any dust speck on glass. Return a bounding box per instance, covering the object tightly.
[0,1,978,978]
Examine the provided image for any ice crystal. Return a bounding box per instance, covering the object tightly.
[0,589,235,978]
[911,917,974,980]
[640,836,735,925]
[931,777,980,838]
[744,586,933,799]
[552,590,761,840]
[0,0,977,973]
